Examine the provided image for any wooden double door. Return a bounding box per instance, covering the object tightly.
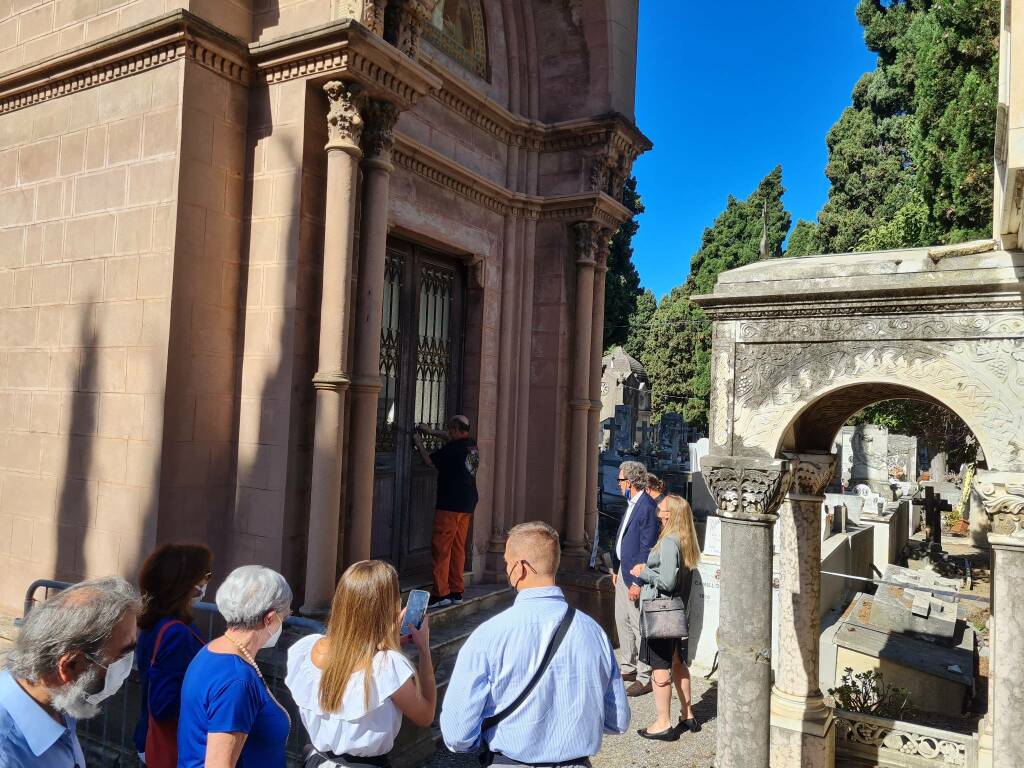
[370,238,467,577]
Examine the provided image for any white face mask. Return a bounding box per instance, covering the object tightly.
[85,651,134,705]
[262,616,283,649]
[192,583,207,605]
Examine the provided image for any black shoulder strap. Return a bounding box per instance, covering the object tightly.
[482,605,576,733]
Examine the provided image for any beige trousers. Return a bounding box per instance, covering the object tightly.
[614,567,650,684]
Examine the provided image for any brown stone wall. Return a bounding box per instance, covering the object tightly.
[231,77,321,588]
[0,1,250,73]
[252,0,331,44]
[154,60,247,572]
[525,219,571,530]
[0,61,183,610]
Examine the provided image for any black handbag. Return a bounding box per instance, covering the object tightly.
[640,596,688,640]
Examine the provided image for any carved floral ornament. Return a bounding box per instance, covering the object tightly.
[703,456,793,522]
[573,222,601,266]
[361,99,400,157]
[973,471,1024,539]
[324,80,366,148]
[783,452,837,498]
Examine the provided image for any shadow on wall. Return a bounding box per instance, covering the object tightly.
[53,301,96,584]
[226,80,321,603]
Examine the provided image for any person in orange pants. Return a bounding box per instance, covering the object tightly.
[414,415,480,608]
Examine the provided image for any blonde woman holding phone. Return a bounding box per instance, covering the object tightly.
[629,494,702,740]
[285,561,436,768]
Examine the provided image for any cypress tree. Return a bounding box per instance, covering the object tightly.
[641,168,791,431]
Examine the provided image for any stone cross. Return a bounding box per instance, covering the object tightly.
[923,485,952,549]
[602,417,618,458]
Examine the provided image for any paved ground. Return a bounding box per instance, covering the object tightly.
[419,675,718,768]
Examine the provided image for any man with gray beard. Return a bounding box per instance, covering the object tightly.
[1,577,143,767]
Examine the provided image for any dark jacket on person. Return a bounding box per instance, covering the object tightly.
[611,491,660,589]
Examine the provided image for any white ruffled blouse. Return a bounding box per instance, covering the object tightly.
[285,634,415,757]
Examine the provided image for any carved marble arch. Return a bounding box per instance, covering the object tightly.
[424,0,488,78]
[769,379,993,468]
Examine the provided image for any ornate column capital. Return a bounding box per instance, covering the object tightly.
[324,80,366,151]
[595,228,612,272]
[704,455,793,523]
[782,451,837,499]
[974,470,1024,540]
[360,98,400,160]
[573,222,600,267]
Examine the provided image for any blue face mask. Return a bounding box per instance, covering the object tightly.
[623,487,631,500]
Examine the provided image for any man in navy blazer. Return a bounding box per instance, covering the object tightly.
[611,460,660,696]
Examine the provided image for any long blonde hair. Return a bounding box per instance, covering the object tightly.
[319,560,401,711]
[658,495,701,570]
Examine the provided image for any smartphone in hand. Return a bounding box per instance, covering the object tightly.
[400,589,430,636]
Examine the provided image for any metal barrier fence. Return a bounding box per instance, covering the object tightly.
[18,580,326,767]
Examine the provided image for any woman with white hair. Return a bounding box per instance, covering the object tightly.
[177,565,293,768]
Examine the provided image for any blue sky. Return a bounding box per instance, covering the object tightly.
[632,2,877,299]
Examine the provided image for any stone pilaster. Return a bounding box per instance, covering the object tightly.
[302,81,364,615]
[704,455,793,768]
[583,234,610,550]
[564,223,600,558]
[974,471,1024,768]
[344,98,400,566]
[772,451,837,768]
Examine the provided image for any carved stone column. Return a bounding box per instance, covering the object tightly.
[302,81,364,615]
[565,223,600,558]
[974,471,1024,768]
[772,451,837,768]
[704,455,793,768]
[344,99,400,566]
[583,233,610,550]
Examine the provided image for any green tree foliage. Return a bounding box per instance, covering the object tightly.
[786,218,821,257]
[624,288,656,360]
[641,168,791,430]
[802,0,998,442]
[807,0,998,254]
[602,177,645,350]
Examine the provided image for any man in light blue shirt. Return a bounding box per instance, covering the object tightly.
[1,577,142,767]
[440,522,629,766]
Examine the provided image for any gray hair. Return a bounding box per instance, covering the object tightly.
[215,565,292,630]
[620,460,648,490]
[6,577,143,682]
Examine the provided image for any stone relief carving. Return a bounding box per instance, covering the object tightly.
[834,714,970,766]
[783,452,837,497]
[729,338,1024,468]
[703,457,792,521]
[712,350,731,448]
[324,81,366,148]
[361,99,400,158]
[737,313,1024,344]
[973,471,1024,538]
[361,0,387,34]
[589,144,633,200]
[383,0,440,57]
[573,222,600,265]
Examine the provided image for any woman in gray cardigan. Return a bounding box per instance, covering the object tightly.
[630,494,702,741]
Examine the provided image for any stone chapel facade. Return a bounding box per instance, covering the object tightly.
[0,0,649,613]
